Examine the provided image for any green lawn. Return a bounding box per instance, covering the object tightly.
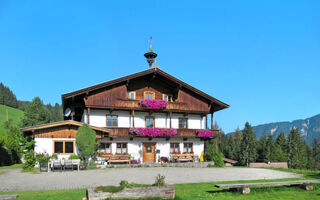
[0,177,319,200]
[0,104,24,134]
[0,164,23,170]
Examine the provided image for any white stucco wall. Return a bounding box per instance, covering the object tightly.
[34,137,78,159]
[87,109,204,129]
[99,137,204,163]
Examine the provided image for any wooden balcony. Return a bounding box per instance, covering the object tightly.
[105,127,219,138]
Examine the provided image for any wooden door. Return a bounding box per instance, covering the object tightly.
[143,143,156,163]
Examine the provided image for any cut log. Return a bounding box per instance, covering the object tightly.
[0,195,19,199]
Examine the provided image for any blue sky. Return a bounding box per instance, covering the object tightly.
[0,1,319,133]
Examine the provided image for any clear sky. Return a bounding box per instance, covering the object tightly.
[0,1,319,133]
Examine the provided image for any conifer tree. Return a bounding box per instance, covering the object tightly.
[287,128,308,169]
[257,134,267,162]
[233,128,242,161]
[21,97,51,127]
[239,122,257,166]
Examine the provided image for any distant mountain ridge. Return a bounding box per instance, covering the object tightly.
[229,114,320,146]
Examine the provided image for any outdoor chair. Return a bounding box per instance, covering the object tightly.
[64,160,73,171]
[52,160,63,172]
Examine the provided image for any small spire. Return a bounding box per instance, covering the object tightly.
[149,37,153,52]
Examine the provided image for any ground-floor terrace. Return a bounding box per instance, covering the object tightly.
[21,121,215,164]
[0,167,303,191]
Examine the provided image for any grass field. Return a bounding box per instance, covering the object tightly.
[0,104,24,134]
[0,177,319,200]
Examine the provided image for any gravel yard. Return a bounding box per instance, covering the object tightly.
[0,167,303,191]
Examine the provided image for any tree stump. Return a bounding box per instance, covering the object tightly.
[240,187,250,194]
[303,183,313,191]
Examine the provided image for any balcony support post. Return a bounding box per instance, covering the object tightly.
[132,109,135,127]
[211,112,213,130]
[169,111,172,128]
[205,114,208,129]
[87,107,90,124]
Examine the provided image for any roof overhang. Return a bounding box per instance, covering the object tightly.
[61,68,229,112]
[20,120,111,134]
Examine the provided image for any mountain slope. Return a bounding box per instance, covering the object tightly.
[0,104,24,134]
[229,114,320,146]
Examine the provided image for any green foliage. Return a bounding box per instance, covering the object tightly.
[153,174,166,186]
[205,141,224,167]
[239,122,257,166]
[310,139,320,170]
[87,159,97,170]
[288,128,308,169]
[22,97,51,127]
[0,83,18,108]
[35,153,50,163]
[23,150,36,170]
[76,124,97,168]
[69,155,81,159]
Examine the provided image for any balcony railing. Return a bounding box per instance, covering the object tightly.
[105,127,219,138]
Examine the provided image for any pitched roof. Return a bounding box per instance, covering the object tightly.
[20,120,111,133]
[61,68,229,111]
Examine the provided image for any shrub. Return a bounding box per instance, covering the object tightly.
[23,150,36,170]
[76,124,97,168]
[35,153,50,163]
[51,154,58,159]
[205,144,224,167]
[153,174,165,186]
[69,155,81,160]
[87,159,97,170]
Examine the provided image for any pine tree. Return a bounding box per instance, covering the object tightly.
[21,97,51,127]
[275,132,288,156]
[239,122,257,166]
[287,128,308,169]
[265,133,274,162]
[257,134,267,162]
[233,128,242,161]
[311,139,320,170]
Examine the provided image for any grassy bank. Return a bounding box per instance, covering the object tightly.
[0,164,23,170]
[0,104,24,134]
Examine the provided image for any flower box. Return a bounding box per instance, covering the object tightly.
[196,129,213,138]
[139,99,168,109]
[129,127,177,138]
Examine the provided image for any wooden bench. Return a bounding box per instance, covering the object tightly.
[108,155,131,164]
[172,154,194,162]
[215,180,320,194]
[0,195,18,199]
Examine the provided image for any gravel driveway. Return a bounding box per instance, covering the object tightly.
[0,167,302,191]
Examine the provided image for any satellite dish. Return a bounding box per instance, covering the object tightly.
[64,108,71,117]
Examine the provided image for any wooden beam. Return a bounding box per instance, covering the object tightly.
[211,113,213,130]
[205,114,208,129]
[132,110,135,127]
[169,112,172,128]
[88,108,91,124]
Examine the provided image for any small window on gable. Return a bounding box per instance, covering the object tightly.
[144,92,154,99]
[145,116,155,128]
[127,92,136,100]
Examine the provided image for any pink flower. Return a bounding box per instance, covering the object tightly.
[139,99,169,109]
[196,129,213,138]
[129,127,177,138]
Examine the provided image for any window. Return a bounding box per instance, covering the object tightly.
[127,91,136,100]
[116,143,127,154]
[54,141,74,154]
[100,143,111,154]
[170,143,180,153]
[183,143,193,153]
[145,116,155,128]
[106,115,118,127]
[144,92,154,99]
[163,94,172,102]
[179,118,188,129]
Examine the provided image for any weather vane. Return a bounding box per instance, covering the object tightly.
[149,37,153,52]
[144,36,157,68]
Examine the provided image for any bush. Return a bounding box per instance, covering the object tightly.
[87,159,97,170]
[23,150,36,170]
[51,154,58,159]
[153,174,165,186]
[76,124,97,168]
[35,153,50,163]
[130,160,140,164]
[69,155,81,159]
[205,144,224,167]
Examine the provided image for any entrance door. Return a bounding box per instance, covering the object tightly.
[142,143,156,163]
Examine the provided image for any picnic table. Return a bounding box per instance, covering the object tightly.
[215,180,320,194]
